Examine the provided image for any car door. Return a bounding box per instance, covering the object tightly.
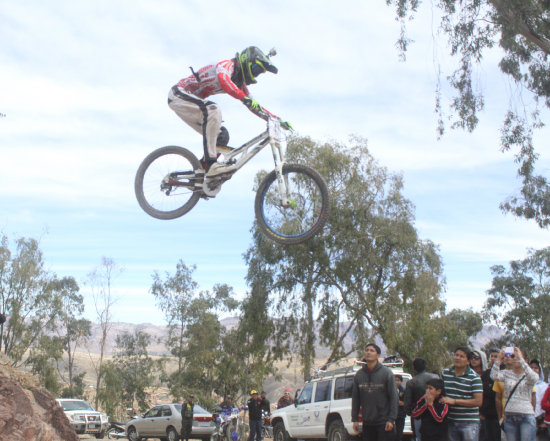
[286,382,315,438]
[159,405,175,435]
[138,406,162,436]
[308,380,332,434]
[332,374,355,434]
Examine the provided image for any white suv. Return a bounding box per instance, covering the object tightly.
[271,361,412,441]
[57,398,109,439]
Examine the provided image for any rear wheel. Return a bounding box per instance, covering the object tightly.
[167,426,179,441]
[255,164,330,245]
[135,146,203,219]
[328,420,349,441]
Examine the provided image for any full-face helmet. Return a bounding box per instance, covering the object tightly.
[237,46,278,85]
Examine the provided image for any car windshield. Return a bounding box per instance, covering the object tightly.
[59,400,95,411]
[173,404,209,414]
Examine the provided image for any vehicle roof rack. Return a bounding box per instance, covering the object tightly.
[382,355,404,368]
[311,364,360,379]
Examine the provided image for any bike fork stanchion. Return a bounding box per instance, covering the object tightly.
[269,138,291,207]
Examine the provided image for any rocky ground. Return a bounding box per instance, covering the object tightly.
[0,352,78,441]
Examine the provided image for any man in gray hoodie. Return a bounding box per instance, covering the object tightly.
[352,343,399,441]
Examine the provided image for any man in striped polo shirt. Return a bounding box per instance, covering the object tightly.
[440,346,483,441]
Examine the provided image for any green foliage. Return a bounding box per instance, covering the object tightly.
[48,276,91,390]
[484,246,550,367]
[151,262,253,404]
[61,372,87,398]
[0,235,58,365]
[112,330,163,412]
[26,334,63,394]
[385,0,550,227]
[151,260,199,374]
[97,361,126,420]
[246,136,451,377]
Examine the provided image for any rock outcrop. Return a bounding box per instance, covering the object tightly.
[0,353,78,441]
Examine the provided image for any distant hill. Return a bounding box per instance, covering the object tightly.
[85,318,504,359]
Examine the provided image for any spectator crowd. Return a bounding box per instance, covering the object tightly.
[352,343,550,441]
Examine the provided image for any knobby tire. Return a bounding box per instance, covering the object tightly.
[135,146,202,219]
[254,163,330,245]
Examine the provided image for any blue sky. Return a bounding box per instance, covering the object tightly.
[1,0,548,325]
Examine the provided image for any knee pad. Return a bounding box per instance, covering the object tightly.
[216,126,230,147]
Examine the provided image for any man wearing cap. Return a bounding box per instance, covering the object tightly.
[277,388,294,409]
[248,390,263,441]
[352,343,398,441]
[181,394,195,441]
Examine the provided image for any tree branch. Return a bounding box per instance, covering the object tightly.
[490,0,550,55]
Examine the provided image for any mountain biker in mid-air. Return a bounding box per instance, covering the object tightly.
[168,46,292,178]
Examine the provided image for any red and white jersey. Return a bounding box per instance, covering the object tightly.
[176,59,249,101]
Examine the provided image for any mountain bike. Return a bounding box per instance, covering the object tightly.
[134,117,330,245]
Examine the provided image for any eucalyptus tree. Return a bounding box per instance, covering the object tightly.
[49,276,91,392]
[25,276,91,393]
[112,330,162,413]
[0,235,59,366]
[245,136,449,378]
[86,257,122,410]
[26,334,63,394]
[386,0,550,227]
[151,260,198,376]
[169,296,222,402]
[484,246,550,367]
[151,262,240,401]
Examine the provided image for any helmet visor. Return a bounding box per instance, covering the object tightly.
[251,61,267,77]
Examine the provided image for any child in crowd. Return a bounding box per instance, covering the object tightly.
[412,378,449,441]
[395,375,406,441]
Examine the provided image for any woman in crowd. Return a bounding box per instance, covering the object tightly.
[490,347,539,441]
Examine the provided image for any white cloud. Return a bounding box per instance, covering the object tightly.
[1,0,549,326]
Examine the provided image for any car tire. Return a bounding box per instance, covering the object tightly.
[273,422,293,441]
[127,426,142,441]
[328,420,349,441]
[167,427,179,441]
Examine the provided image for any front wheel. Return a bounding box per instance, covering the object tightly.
[135,146,203,220]
[106,427,123,439]
[255,164,330,245]
[272,422,292,441]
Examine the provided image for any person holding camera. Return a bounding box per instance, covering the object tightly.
[490,346,539,441]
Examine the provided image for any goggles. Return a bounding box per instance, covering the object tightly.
[251,60,267,77]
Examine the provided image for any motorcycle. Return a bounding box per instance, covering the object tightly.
[212,406,248,441]
[261,410,273,439]
[106,421,127,439]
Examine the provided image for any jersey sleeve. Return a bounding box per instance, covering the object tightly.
[412,397,427,418]
[428,402,449,422]
[216,60,246,100]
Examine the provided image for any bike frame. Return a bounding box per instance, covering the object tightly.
[201,117,291,205]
